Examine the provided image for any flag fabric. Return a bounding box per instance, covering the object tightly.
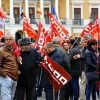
[23,14,37,40]
[0,18,5,28]
[37,22,45,54]
[36,6,42,15]
[37,22,52,54]
[49,12,69,40]
[80,22,92,38]
[40,53,72,92]
[91,15,100,40]
[0,8,8,18]
[0,31,4,38]
[52,7,58,20]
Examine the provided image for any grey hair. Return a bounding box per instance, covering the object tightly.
[4,33,14,39]
[52,37,60,44]
[45,42,54,48]
[84,33,93,40]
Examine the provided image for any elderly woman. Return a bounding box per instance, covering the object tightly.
[85,39,98,100]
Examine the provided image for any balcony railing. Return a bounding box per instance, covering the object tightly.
[60,19,66,25]
[45,18,50,24]
[72,19,84,25]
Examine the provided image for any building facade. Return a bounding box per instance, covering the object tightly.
[0,0,100,39]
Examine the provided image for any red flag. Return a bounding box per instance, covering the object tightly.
[40,53,72,92]
[90,15,99,40]
[49,13,69,39]
[13,41,20,57]
[80,22,92,37]
[37,22,52,54]
[37,22,45,54]
[98,25,100,40]
[0,8,8,18]
[0,31,4,38]
[23,15,37,40]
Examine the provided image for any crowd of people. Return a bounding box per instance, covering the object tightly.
[0,33,100,100]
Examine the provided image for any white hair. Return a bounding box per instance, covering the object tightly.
[52,37,60,44]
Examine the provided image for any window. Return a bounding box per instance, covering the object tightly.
[29,7,35,24]
[74,8,81,19]
[91,8,98,20]
[73,8,82,25]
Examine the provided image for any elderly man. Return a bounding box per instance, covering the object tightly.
[0,33,20,100]
[43,42,63,100]
[16,37,40,100]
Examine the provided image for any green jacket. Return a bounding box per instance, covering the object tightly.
[54,44,71,74]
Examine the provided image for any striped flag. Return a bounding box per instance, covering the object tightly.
[52,7,58,20]
[36,6,42,15]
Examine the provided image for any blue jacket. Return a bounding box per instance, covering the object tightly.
[42,49,63,88]
[85,49,98,72]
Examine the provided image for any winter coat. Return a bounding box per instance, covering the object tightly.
[69,45,81,76]
[17,48,40,85]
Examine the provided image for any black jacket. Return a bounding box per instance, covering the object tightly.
[18,48,40,85]
[69,45,81,76]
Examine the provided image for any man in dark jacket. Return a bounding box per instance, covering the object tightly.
[69,39,81,100]
[42,42,63,100]
[16,38,40,100]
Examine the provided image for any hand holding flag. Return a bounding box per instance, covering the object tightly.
[13,41,22,64]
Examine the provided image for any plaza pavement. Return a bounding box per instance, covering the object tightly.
[37,91,46,100]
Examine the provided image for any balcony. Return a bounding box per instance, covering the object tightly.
[60,19,66,25]
[45,18,50,24]
[72,19,84,25]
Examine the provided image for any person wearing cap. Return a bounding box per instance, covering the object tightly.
[16,37,40,100]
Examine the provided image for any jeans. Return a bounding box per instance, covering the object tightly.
[70,76,79,100]
[86,81,96,100]
[0,76,17,100]
[16,84,35,100]
[79,71,87,100]
[60,83,70,100]
[45,88,58,100]
[99,90,100,100]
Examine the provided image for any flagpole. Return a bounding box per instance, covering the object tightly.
[53,88,55,100]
